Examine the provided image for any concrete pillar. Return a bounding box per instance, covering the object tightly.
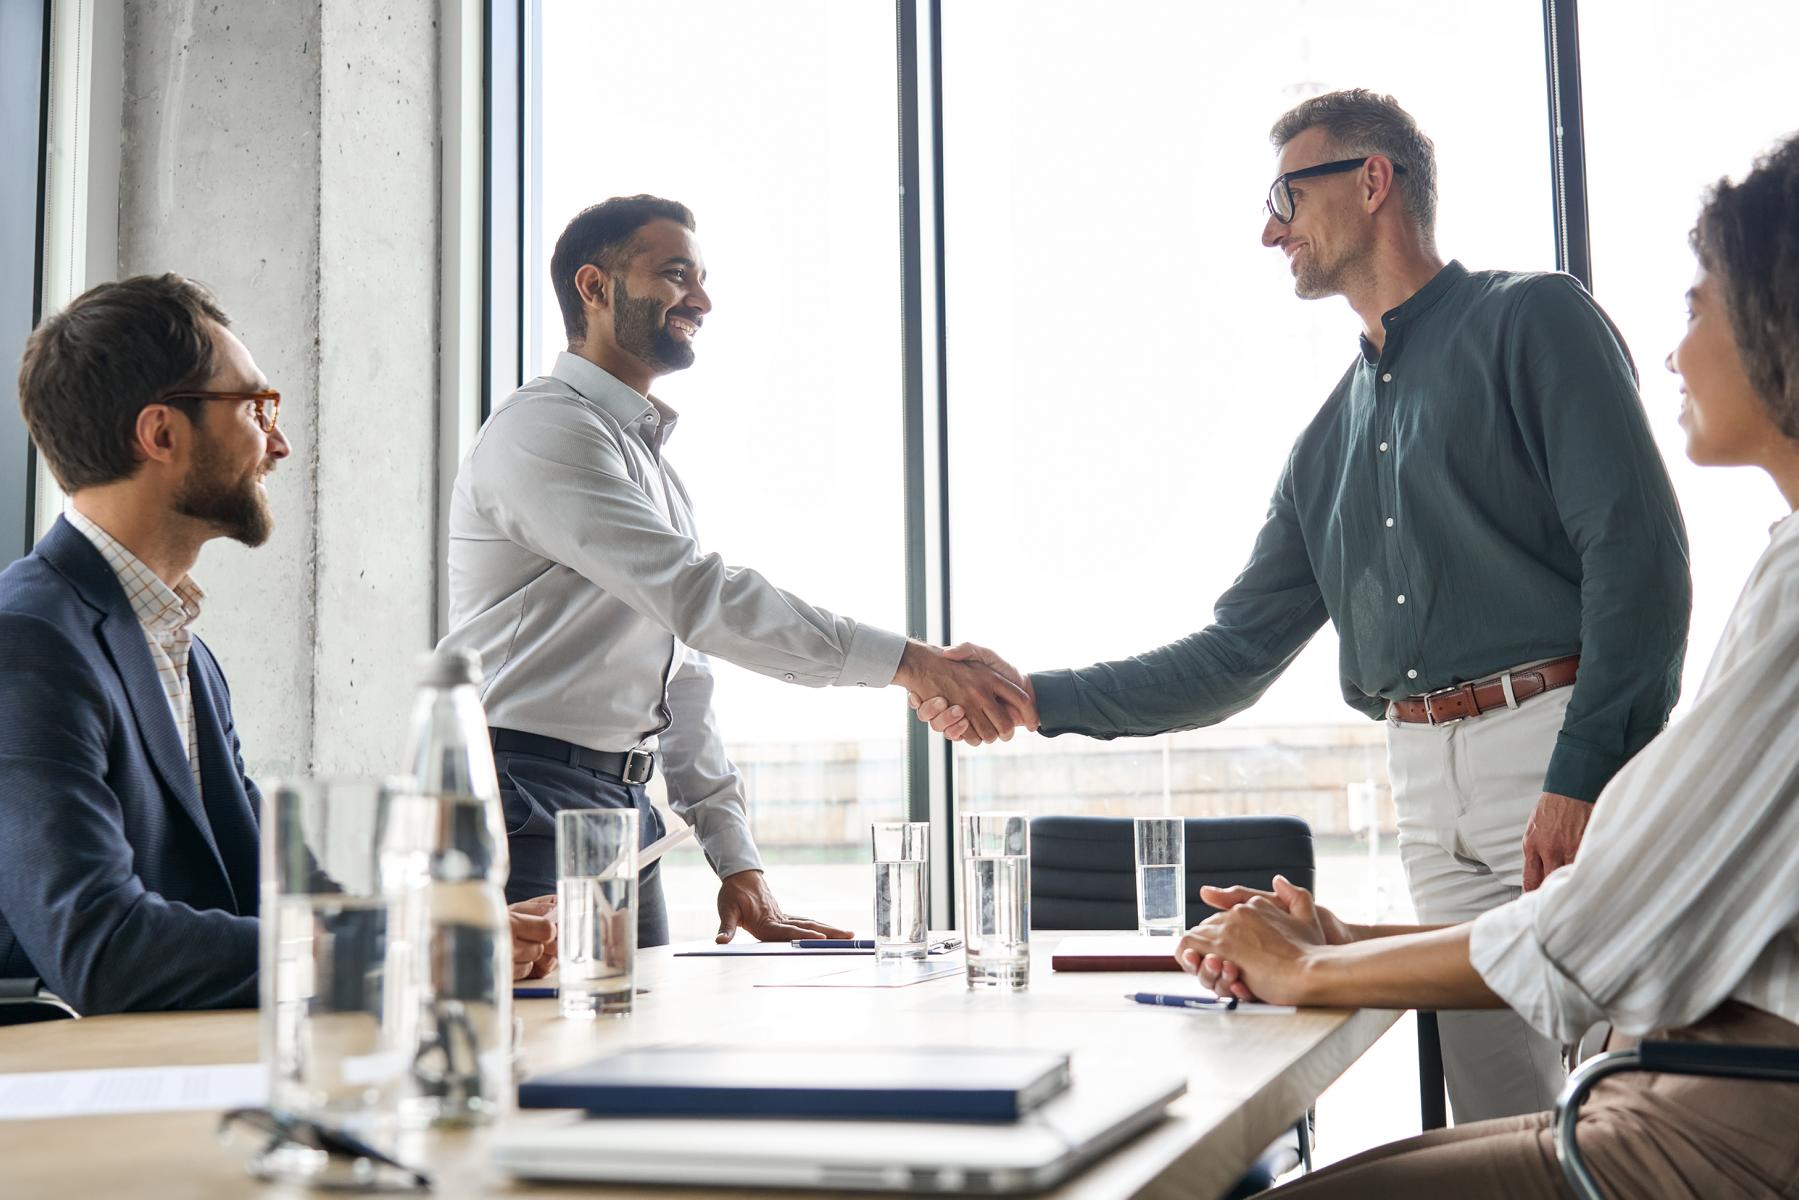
[118,0,440,778]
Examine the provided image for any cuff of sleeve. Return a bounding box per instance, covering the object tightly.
[1469,880,1603,1044]
[837,625,907,689]
[1028,670,1078,737]
[1543,735,1624,803]
[688,806,764,879]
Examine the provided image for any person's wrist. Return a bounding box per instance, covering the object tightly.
[893,640,929,692]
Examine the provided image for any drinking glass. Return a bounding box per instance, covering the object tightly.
[960,813,1030,989]
[261,779,417,1144]
[871,822,929,960]
[1133,817,1186,936]
[555,809,639,1018]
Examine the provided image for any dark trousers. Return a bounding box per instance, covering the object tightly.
[494,747,671,949]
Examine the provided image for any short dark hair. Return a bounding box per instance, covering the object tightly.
[550,195,696,342]
[1692,132,1799,441]
[1269,89,1439,239]
[18,273,230,491]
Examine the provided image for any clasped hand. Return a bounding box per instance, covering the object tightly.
[1174,876,1352,1006]
[900,642,1038,745]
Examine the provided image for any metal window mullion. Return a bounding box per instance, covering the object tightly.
[1542,0,1593,289]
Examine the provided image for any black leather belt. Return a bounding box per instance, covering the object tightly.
[489,728,656,785]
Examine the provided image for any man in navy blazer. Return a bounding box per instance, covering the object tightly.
[0,275,558,1016]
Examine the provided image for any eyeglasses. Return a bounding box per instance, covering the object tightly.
[160,389,282,434]
[1265,156,1408,224]
[217,1106,432,1193]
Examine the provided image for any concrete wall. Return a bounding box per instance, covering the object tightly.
[118,0,440,778]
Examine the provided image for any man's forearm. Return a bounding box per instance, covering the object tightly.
[1298,924,1504,1010]
[1342,921,1455,942]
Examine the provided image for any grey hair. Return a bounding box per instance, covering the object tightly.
[1270,89,1438,240]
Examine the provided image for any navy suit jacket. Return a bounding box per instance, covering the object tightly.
[0,517,261,1014]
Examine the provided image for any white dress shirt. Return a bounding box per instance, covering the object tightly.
[1471,510,1799,1041]
[442,352,906,876]
[66,508,205,793]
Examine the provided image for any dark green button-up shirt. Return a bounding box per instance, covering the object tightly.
[1032,262,1691,802]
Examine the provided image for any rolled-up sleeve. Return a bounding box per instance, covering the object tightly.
[469,397,904,689]
[1469,578,1799,1042]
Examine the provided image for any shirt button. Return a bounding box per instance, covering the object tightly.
[783,673,795,682]
[1407,669,1418,680]
[1396,594,1406,605]
[1385,517,1395,528]
[1378,441,1389,452]
[1382,373,1393,383]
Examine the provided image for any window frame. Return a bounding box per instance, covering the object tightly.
[481,0,1592,927]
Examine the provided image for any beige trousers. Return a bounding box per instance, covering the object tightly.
[1385,683,1574,1123]
[1262,1001,1799,1198]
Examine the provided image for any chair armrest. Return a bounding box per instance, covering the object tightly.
[1556,1040,1799,1200]
[0,977,80,1024]
[1637,1039,1799,1082]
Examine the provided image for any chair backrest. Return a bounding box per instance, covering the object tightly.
[1030,815,1314,930]
[0,977,79,1026]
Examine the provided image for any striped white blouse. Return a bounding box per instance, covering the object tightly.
[1471,509,1799,1042]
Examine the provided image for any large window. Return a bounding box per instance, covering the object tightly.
[940,0,1555,923]
[1580,0,1799,700]
[532,1,908,939]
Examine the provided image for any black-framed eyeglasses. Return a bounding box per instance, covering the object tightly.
[217,1106,432,1193]
[1265,157,1408,224]
[160,389,282,434]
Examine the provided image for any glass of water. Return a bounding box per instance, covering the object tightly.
[960,812,1030,990]
[261,778,416,1139]
[1134,817,1187,936]
[556,809,638,1018]
[871,822,929,960]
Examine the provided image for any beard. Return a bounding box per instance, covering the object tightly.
[1293,228,1376,301]
[174,429,274,547]
[612,276,696,373]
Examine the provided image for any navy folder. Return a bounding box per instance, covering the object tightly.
[516,1044,1073,1121]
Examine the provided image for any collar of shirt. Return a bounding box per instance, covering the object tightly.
[1358,258,1469,363]
[64,507,205,636]
[551,351,681,452]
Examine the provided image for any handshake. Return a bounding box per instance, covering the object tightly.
[894,641,1038,745]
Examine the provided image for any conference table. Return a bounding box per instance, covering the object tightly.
[0,939,1398,1199]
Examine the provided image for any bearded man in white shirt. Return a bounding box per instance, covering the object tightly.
[439,196,1028,948]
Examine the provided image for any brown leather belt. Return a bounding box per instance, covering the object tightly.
[1388,655,1580,726]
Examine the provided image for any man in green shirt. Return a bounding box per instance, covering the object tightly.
[912,90,1690,1122]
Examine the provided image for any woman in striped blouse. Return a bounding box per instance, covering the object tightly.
[1181,132,1799,1197]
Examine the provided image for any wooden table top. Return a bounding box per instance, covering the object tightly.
[0,938,1398,1199]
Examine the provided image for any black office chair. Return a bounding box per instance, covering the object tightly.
[0,977,79,1026]
[1554,1040,1799,1199]
[1029,815,1314,1199]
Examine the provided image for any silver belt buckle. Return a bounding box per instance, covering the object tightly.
[1423,683,1471,727]
[621,748,655,785]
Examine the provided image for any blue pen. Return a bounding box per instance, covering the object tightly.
[791,938,876,949]
[1126,991,1238,1012]
[513,985,558,998]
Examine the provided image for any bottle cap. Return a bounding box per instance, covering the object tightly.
[418,647,483,689]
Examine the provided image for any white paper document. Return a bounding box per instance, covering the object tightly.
[640,818,691,869]
[754,960,964,989]
[0,1063,265,1121]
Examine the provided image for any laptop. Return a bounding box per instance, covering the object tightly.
[492,1063,1187,1194]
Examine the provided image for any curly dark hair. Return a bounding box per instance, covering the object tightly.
[1692,133,1799,440]
[551,195,696,343]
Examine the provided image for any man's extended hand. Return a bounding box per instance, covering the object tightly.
[1521,791,1592,891]
[905,642,1037,746]
[508,894,559,981]
[716,870,853,943]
